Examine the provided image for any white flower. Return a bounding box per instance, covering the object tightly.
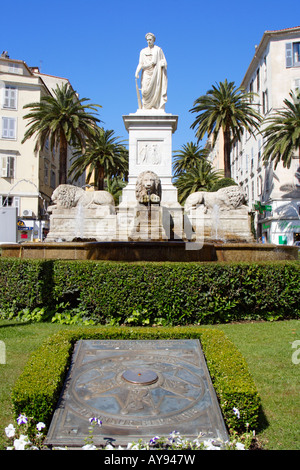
[203,439,221,450]
[5,424,16,438]
[13,434,31,450]
[105,444,114,450]
[17,414,28,425]
[36,422,46,432]
[235,442,246,450]
[127,442,140,450]
[89,417,102,427]
[169,430,180,441]
[233,407,240,419]
[82,444,97,450]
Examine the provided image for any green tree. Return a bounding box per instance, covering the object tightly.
[190,79,262,178]
[173,142,209,177]
[262,90,300,168]
[69,127,128,190]
[22,83,101,184]
[105,176,127,204]
[174,159,223,204]
[209,177,237,192]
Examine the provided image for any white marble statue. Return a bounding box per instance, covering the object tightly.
[135,33,167,110]
[184,186,247,213]
[135,171,161,204]
[48,184,115,211]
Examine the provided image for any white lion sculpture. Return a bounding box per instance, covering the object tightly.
[184,185,247,213]
[135,171,162,204]
[48,184,115,211]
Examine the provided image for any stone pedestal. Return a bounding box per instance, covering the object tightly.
[117,110,183,241]
[128,204,169,241]
[120,110,179,208]
[46,206,117,242]
[186,206,254,243]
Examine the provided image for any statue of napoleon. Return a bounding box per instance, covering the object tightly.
[135,33,167,110]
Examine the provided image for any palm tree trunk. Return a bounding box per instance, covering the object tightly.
[97,165,105,190]
[59,131,68,185]
[223,129,231,178]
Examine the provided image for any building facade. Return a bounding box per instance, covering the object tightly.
[0,52,84,242]
[208,27,300,245]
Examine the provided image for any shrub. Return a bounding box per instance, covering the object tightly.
[1,259,298,324]
[0,259,53,314]
[11,326,261,434]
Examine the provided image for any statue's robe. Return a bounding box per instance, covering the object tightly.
[138,45,167,110]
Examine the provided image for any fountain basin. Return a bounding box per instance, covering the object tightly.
[214,242,298,262]
[1,241,298,262]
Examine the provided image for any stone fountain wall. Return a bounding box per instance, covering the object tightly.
[44,181,254,244]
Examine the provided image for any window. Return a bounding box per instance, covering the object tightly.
[50,168,56,188]
[262,90,269,114]
[263,56,267,82]
[1,155,15,178]
[8,63,21,74]
[286,42,300,67]
[257,176,262,196]
[293,78,300,94]
[2,117,16,139]
[249,80,254,102]
[258,138,262,164]
[0,195,13,206]
[294,42,300,66]
[3,86,17,109]
[256,69,260,92]
[0,195,20,215]
[251,147,254,172]
[44,161,49,185]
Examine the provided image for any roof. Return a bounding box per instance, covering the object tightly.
[241,26,300,87]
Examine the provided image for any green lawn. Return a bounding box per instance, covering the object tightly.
[0,320,299,450]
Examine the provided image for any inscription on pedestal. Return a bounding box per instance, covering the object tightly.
[45,340,228,448]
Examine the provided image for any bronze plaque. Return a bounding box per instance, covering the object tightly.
[45,340,228,448]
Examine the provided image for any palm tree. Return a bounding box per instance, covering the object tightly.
[173,142,209,177]
[22,83,101,184]
[105,176,127,205]
[174,159,223,204]
[190,79,263,178]
[262,90,300,168]
[69,127,128,190]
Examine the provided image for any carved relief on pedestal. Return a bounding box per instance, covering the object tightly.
[137,141,163,165]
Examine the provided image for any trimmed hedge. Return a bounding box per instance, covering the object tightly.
[11,326,261,434]
[0,258,299,324]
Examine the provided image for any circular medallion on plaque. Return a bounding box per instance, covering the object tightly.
[121,369,158,386]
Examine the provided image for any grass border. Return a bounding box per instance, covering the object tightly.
[11,326,261,434]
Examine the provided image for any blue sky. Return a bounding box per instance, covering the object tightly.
[2,0,299,152]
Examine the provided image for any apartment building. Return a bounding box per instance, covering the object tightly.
[0,52,84,242]
[233,27,300,244]
[208,27,300,245]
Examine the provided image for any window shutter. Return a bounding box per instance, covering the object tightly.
[8,156,15,178]
[14,196,20,215]
[4,88,9,107]
[9,119,15,138]
[286,43,293,67]
[1,156,8,177]
[2,118,16,139]
[294,78,300,93]
[4,87,17,109]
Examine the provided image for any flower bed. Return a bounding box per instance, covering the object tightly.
[11,326,261,434]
